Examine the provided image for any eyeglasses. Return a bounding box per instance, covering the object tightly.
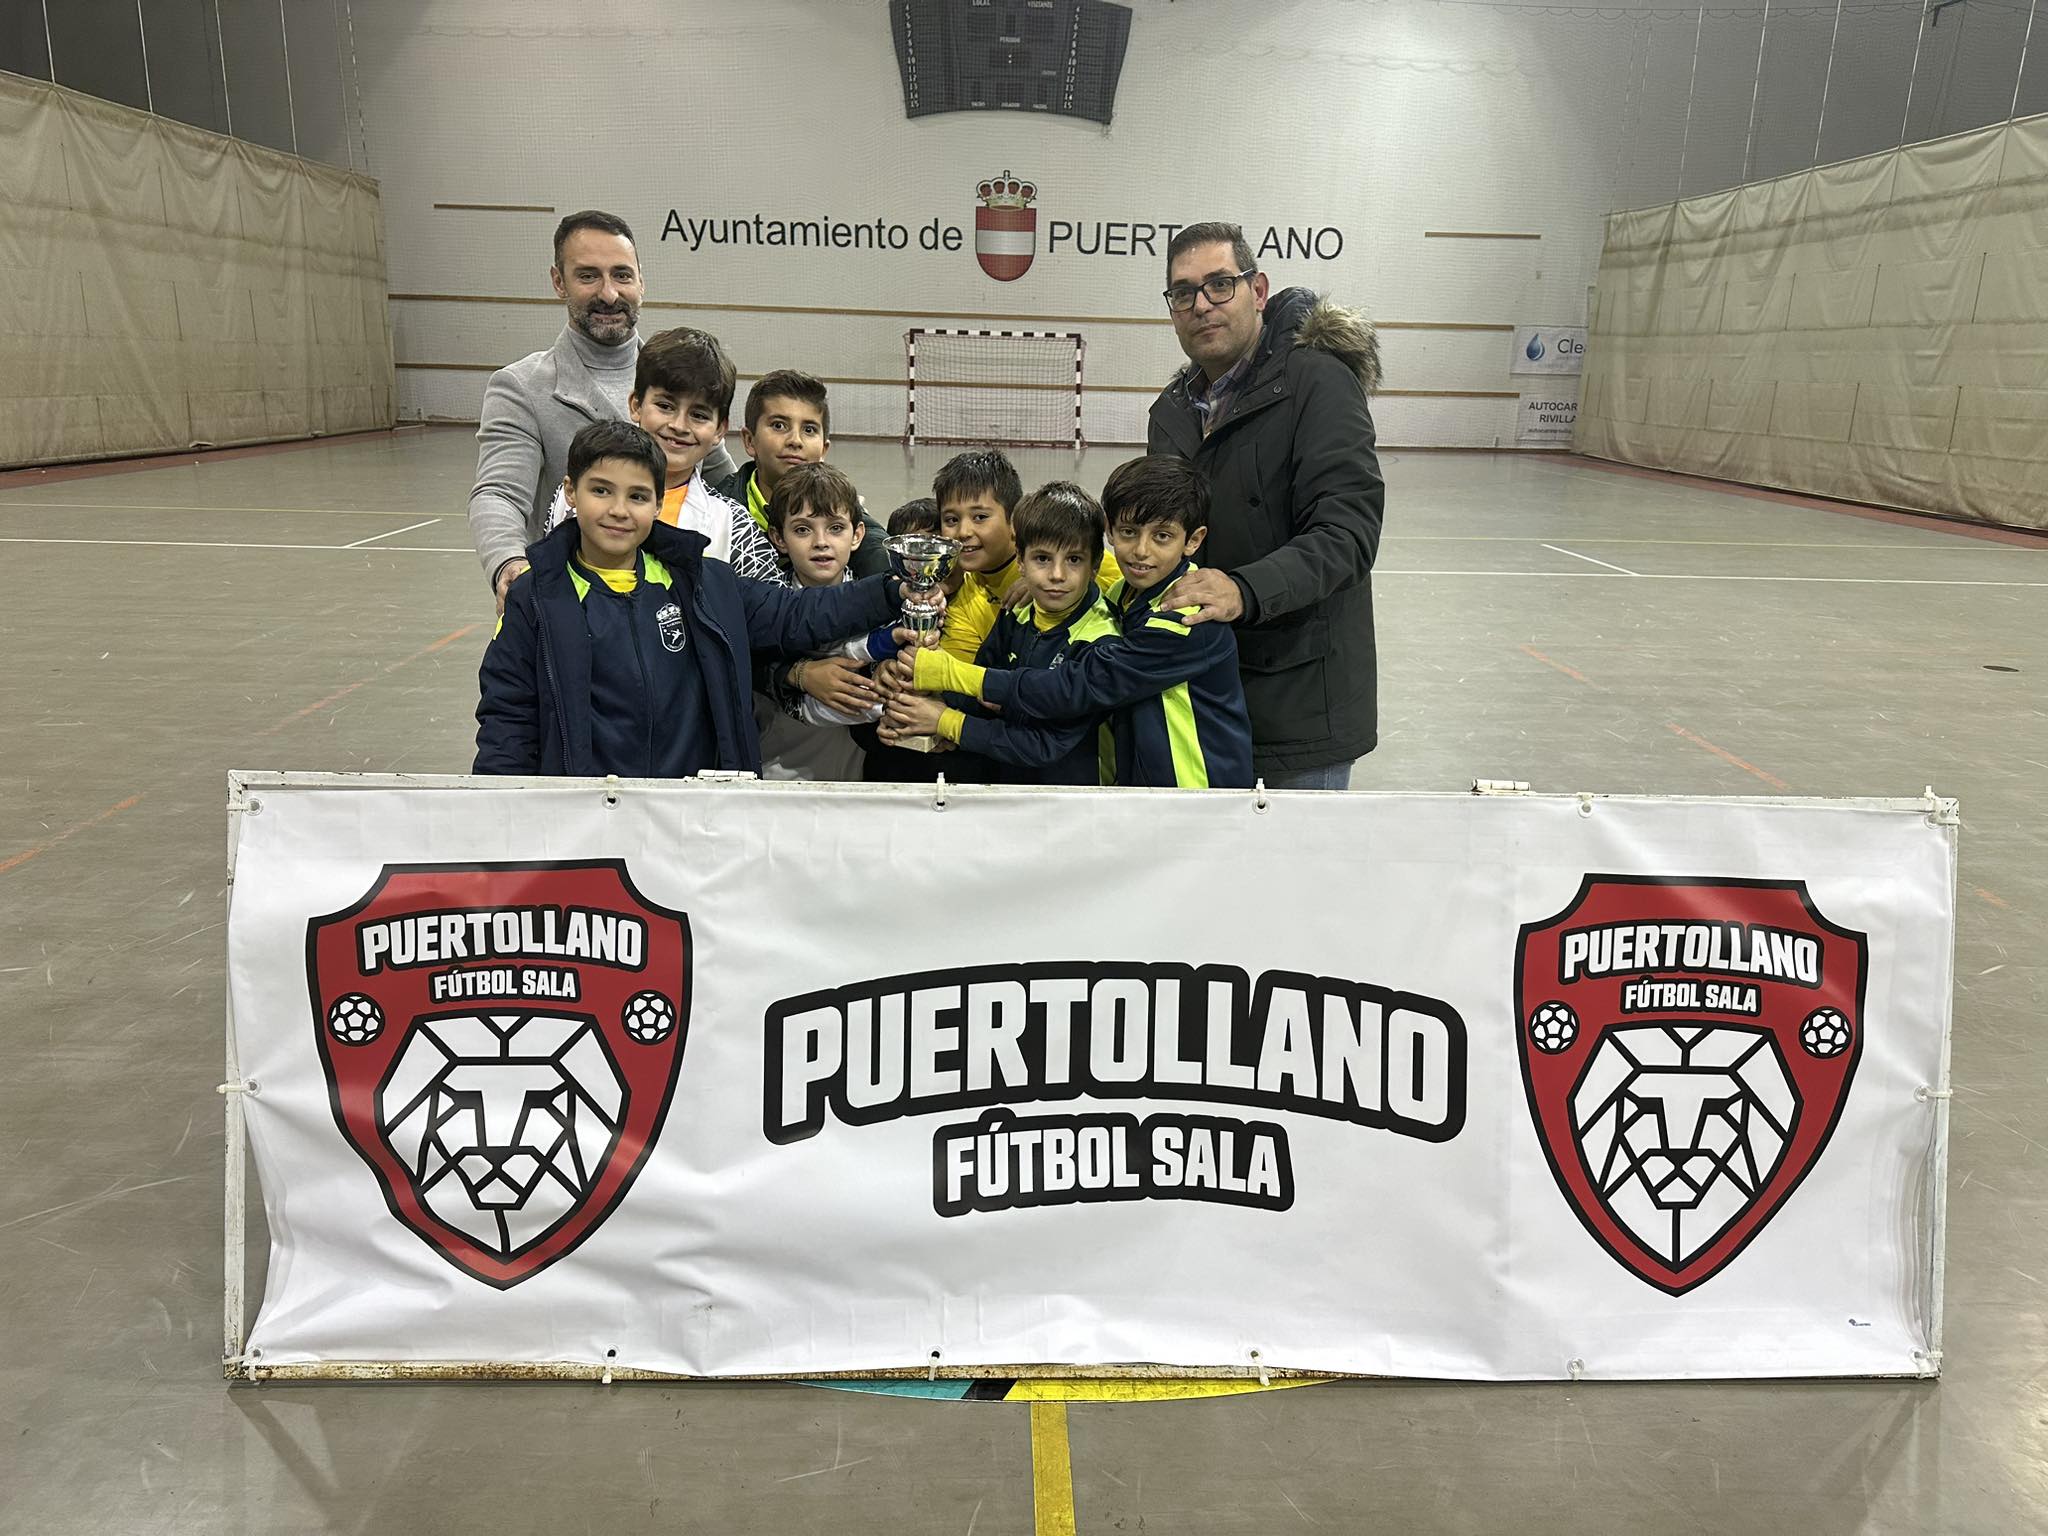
[1163,269,1256,313]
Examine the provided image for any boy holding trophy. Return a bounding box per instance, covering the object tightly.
[888,457,1253,790]
[880,483,1117,785]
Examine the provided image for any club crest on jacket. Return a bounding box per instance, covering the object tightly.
[656,600,686,652]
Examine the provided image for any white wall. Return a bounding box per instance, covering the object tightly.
[344,0,2048,446]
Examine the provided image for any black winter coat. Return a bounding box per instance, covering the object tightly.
[1147,287,1386,774]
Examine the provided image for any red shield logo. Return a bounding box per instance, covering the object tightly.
[1515,876,1865,1294]
[974,170,1037,281]
[306,861,689,1289]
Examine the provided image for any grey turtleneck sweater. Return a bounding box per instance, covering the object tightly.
[466,324,738,588]
[568,323,638,417]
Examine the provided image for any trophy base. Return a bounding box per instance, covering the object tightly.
[897,734,941,754]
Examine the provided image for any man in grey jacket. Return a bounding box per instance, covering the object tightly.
[467,210,737,610]
[1150,222,1385,789]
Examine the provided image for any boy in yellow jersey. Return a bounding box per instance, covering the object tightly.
[881,483,1117,784]
[895,456,1253,789]
[545,329,781,581]
[476,421,911,776]
[932,449,1119,661]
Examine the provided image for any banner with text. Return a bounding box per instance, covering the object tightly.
[228,779,1953,1381]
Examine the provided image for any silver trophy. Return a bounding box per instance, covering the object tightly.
[883,534,960,752]
[885,533,959,637]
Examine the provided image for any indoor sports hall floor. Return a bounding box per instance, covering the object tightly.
[1,427,2042,1533]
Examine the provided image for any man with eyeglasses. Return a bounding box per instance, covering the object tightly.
[1149,222,1385,790]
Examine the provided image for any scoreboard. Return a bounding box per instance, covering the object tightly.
[892,0,1133,126]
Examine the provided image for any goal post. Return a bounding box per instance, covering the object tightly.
[905,328,1084,450]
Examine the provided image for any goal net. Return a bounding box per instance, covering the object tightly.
[905,329,1084,449]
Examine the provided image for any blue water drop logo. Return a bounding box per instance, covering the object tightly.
[1526,334,1546,362]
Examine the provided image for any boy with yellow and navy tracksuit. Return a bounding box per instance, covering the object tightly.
[883,483,1119,785]
[902,456,1254,790]
[475,420,904,777]
[932,448,1121,664]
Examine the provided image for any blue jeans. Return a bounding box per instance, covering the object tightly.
[1260,760,1356,791]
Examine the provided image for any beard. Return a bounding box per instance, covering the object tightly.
[572,296,638,343]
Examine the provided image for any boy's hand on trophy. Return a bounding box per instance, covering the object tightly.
[874,654,916,698]
[894,582,949,618]
[884,692,945,737]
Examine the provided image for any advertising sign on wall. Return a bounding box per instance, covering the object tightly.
[1512,324,1587,375]
[1518,391,1581,447]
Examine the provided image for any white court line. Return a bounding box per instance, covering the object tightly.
[1399,536,2031,550]
[2,535,2044,587]
[0,500,443,517]
[1381,569,2048,587]
[1542,543,1641,575]
[0,536,467,553]
[344,517,441,548]
[3,504,2030,553]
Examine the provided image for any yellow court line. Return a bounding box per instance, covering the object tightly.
[1006,1377,1323,1402]
[1030,1401,1078,1536]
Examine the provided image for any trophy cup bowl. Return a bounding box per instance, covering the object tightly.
[886,533,960,636]
[883,534,960,753]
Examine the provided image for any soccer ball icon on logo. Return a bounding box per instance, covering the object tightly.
[327,992,384,1045]
[1800,1007,1852,1058]
[1528,1000,1578,1053]
[622,991,676,1045]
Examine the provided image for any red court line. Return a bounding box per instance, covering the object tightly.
[1560,454,2048,550]
[0,426,432,490]
[261,682,369,734]
[1519,644,1594,685]
[0,795,145,876]
[1519,648,1801,792]
[260,623,483,736]
[1665,724,1793,791]
[396,623,485,666]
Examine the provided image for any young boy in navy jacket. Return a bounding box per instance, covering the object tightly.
[475,420,906,777]
[897,456,1253,789]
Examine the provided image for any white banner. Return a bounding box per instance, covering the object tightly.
[1519,390,1581,447]
[1512,323,1587,375]
[227,776,1955,1382]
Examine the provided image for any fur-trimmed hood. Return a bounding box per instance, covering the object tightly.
[1268,286,1383,395]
